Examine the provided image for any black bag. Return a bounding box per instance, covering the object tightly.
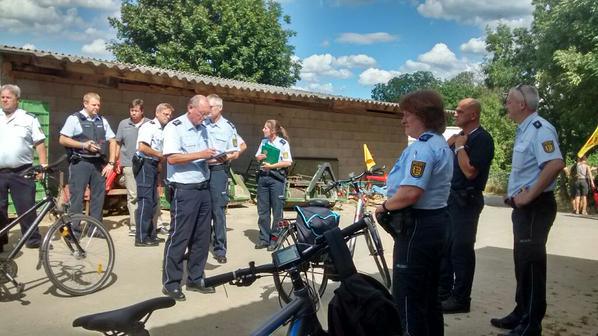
[295,206,340,245]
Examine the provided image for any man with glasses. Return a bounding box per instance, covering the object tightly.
[204,94,244,264]
[491,85,564,336]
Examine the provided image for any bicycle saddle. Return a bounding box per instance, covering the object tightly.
[305,199,331,208]
[72,297,175,332]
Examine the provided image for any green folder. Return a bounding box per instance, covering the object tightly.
[262,142,280,164]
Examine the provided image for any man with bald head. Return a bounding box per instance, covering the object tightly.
[439,98,494,313]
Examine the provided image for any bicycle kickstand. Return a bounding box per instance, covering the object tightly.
[1,270,25,294]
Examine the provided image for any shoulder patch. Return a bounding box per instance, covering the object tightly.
[279,138,287,145]
[542,140,555,153]
[418,133,433,142]
[173,120,182,126]
[533,120,542,129]
[226,120,236,129]
[410,160,426,178]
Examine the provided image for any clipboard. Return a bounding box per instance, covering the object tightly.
[262,143,280,164]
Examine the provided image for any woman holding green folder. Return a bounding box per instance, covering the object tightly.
[254,119,293,250]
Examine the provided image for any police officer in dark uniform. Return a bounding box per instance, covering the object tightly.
[254,119,292,251]
[59,92,116,223]
[204,94,244,264]
[0,84,47,251]
[439,98,494,313]
[161,95,218,301]
[375,90,453,336]
[491,85,564,336]
[133,103,172,246]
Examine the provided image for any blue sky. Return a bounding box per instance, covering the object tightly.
[0,0,533,99]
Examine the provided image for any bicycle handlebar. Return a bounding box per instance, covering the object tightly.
[322,166,386,194]
[203,217,371,288]
[21,154,68,178]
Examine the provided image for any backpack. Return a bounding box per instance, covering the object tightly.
[295,205,340,245]
[323,228,402,336]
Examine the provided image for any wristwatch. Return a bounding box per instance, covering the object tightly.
[107,161,115,166]
[454,146,465,154]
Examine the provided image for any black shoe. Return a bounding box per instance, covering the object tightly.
[135,239,159,247]
[215,255,227,264]
[162,287,186,301]
[497,325,540,336]
[186,282,216,294]
[254,242,269,249]
[148,237,165,244]
[441,296,470,314]
[491,312,521,330]
[25,241,41,249]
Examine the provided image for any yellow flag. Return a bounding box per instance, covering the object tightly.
[363,144,376,170]
[577,125,598,158]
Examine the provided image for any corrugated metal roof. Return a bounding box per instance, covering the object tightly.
[1,45,399,108]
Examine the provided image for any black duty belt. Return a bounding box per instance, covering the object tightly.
[170,181,209,190]
[0,164,32,174]
[209,164,228,171]
[411,207,447,217]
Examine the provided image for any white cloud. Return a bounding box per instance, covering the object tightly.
[358,68,401,85]
[307,82,335,94]
[401,43,481,79]
[300,53,378,83]
[417,0,533,28]
[21,43,36,50]
[321,40,330,47]
[336,32,398,45]
[38,0,119,11]
[460,37,487,54]
[336,54,376,68]
[81,38,111,58]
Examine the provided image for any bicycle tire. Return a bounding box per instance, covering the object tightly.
[41,214,115,296]
[363,220,391,289]
[272,227,329,304]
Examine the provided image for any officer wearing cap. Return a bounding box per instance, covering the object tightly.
[0,84,47,251]
[490,85,564,336]
[439,98,495,314]
[59,92,116,223]
[254,119,292,251]
[375,90,453,336]
[133,103,173,247]
[161,95,218,301]
[204,94,244,264]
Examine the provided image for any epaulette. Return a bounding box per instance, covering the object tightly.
[25,112,37,118]
[533,120,542,129]
[279,138,287,145]
[173,119,182,126]
[226,120,236,129]
[418,133,433,142]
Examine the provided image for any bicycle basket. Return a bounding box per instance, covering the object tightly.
[294,205,340,245]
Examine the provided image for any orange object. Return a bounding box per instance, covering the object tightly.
[105,161,121,191]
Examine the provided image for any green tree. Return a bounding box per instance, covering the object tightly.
[438,71,481,109]
[371,71,441,102]
[109,0,300,87]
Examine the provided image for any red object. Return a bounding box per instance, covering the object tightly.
[593,189,598,209]
[105,161,121,191]
[365,174,387,183]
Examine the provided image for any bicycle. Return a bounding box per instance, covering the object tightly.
[72,217,376,336]
[0,155,115,296]
[271,167,391,303]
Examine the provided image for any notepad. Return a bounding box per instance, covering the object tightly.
[262,143,280,164]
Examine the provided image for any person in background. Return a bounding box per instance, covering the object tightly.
[572,155,594,215]
[0,84,47,251]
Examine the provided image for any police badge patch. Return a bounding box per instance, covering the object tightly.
[410,160,426,178]
[542,140,555,153]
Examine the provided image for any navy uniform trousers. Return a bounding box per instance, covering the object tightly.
[393,208,448,336]
[68,159,106,221]
[439,190,484,302]
[508,191,555,335]
[135,159,159,243]
[209,165,229,257]
[256,173,285,245]
[0,167,41,247]
[162,184,211,291]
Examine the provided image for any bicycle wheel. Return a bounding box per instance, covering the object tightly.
[272,226,329,304]
[363,220,391,289]
[41,214,115,296]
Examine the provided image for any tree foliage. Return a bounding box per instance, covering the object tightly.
[108,0,300,87]
[371,71,441,102]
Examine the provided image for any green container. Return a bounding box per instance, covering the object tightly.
[7,100,50,215]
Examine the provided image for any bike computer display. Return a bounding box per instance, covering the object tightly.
[272,245,301,268]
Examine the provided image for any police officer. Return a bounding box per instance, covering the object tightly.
[254,119,292,251]
[375,90,453,336]
[133,103,173,247]
[59,92,116,223]
[115,99,150,235]
[439,98,495,313]
[204,94,244,264]
[491,85,564,336]
[161,95,218,301]
[0,84,47,251]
